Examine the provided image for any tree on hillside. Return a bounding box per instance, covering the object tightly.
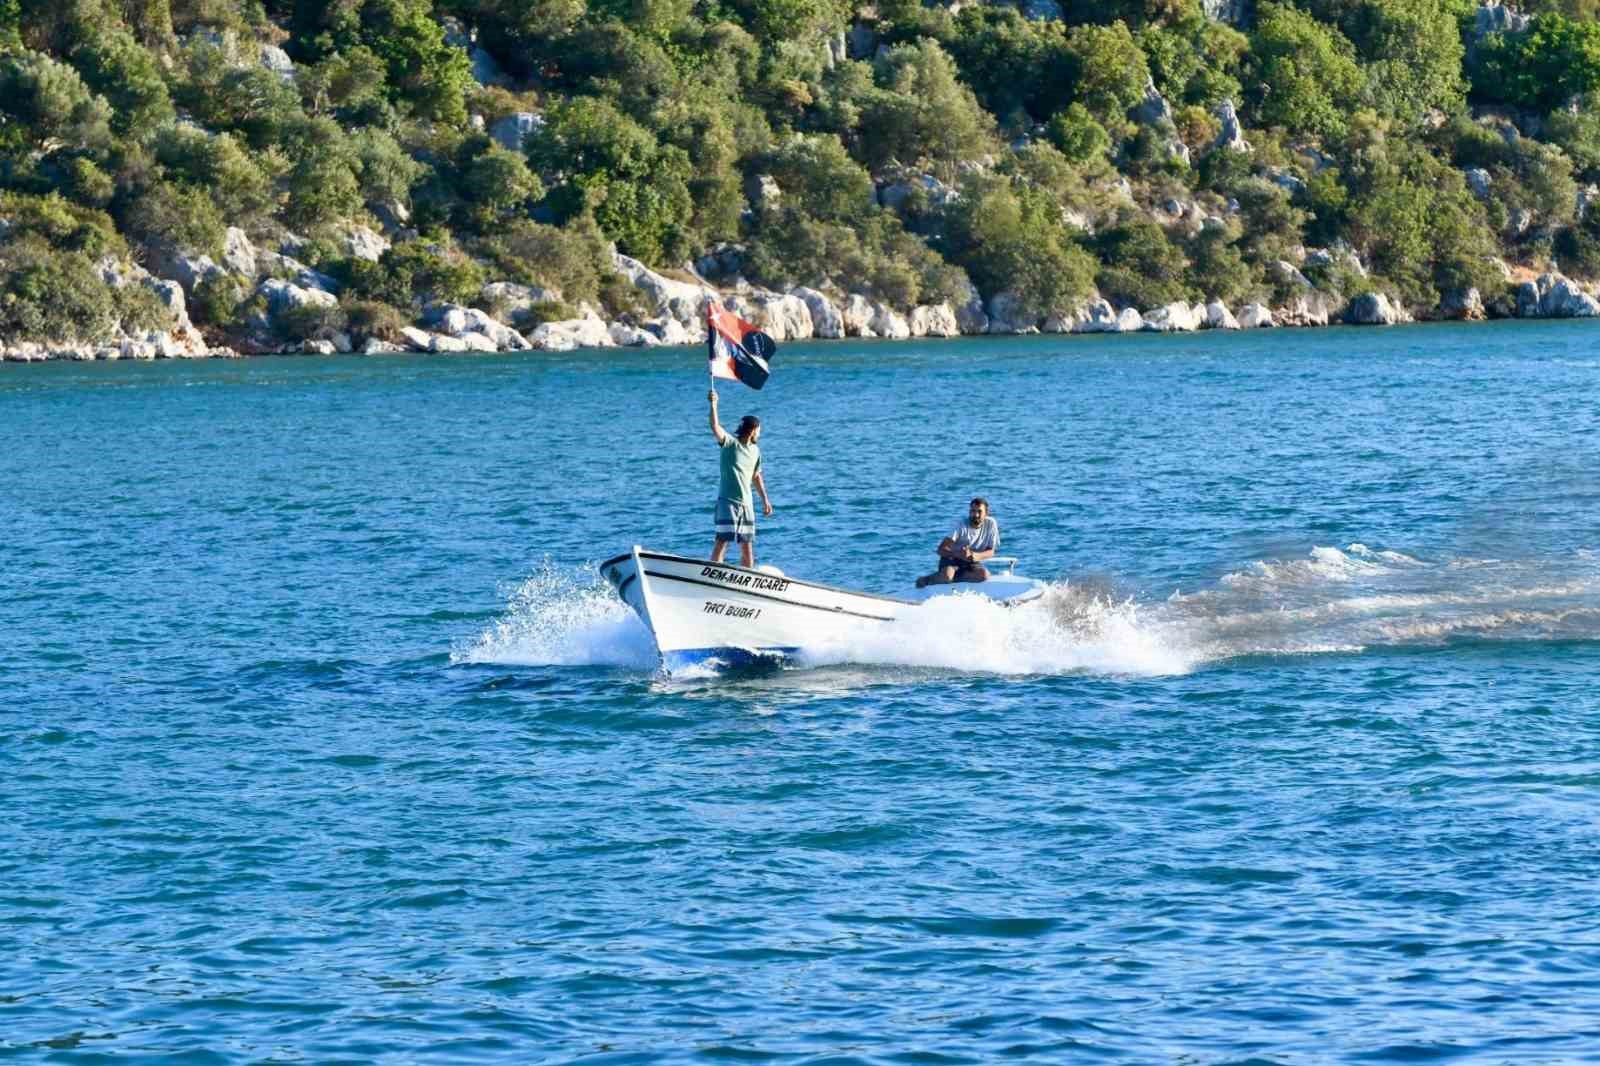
[0,51,112,156]
[856,39,999,173]
[293,0,472,125]
[1248,4,1363,138]
[1472,13,1600,112]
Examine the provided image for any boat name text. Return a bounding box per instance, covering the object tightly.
[699,566,790,593]
[703,600,761,620]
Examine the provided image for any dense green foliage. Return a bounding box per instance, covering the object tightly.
[3,0,1600,346]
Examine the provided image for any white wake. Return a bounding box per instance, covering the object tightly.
[457,546,1600,678]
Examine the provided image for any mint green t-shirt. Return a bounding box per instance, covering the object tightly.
[718,436,762,510]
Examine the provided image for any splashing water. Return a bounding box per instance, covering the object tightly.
[453,559,657,669]
[460,545,1600,677]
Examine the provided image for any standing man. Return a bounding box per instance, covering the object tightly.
[916,497,1000,587]
[708,387,772,568]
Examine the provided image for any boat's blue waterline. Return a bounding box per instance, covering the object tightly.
[661,645,801,672]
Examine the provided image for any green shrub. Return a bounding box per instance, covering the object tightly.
[528,96,693,264]
[1094,215,1194,308]
[475,216,610,305]
[153,127,284,225]
[346,238,485,309]
[112,280,173,336]
[1047,104,1112,164]
[462,143,544,225]
[275,301,349,342]
[939,173,1097,316]
[0,49,112,154]
[0,238,120,342]
[344,299,412,342]
[1472,14,1600,112]
[192,273,251,328]
[1248,4,1363,138]
[857,39,999,173]
[0,191,125,256]
[523,300,580,325]
[121,181,226,257]
[69,25,173,138]
[757,135,875,224]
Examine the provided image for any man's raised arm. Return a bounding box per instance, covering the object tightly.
[708,388,728,444]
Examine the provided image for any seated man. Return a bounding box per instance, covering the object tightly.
[916,497,1000,588]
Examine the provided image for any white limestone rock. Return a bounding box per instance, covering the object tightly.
[1465,167,1492,200]
[730,291,813,341]
[399,326,433,351]
[1068,298,1119,333]
[908,304,960,338]
[361,338,407,354]
[869,303,911,340]
[428,303,531,350]
[1141,301,1204,332]
[342,225,390,264]
[1275,292,1341,326]
[529,315,614,351]
[260,278,338,316]
[612,252,712,328]
[260,44,295,80]
[1439,288,1486,320]
[148,246,225,293]
[985,292,1039,334]
[1204,300,1240,329]
[490,111,544,151]
[302,338,338,355]
[609,323,660,347]
[1346,291,1413,325]
[878,174,959,213]
[222,227,258,277]
[1532,273,1600,317]
[1474,3,1529,37]
[1238,303,1275,328]
[954,284,989,335]
[257,251,339,294]
[792,287,844,339]
[643,316,693,346]
[1113,307,1144,332]
[1212,99,1249,153]
[429,333,472,353]
[841,294,878,338]
[1267,169,1306,196]
[1273,260,1313,289]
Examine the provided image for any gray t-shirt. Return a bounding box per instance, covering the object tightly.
[948,516,1000,553]
[718,436,761,510]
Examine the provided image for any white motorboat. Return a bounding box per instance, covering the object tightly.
[600,547,1047,673]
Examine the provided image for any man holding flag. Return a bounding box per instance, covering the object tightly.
[705,300,777,567]
[708,388,771,567]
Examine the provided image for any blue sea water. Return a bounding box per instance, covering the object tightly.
[3,322,1600,1063]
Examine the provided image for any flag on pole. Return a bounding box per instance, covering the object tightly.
[707,300,775,390]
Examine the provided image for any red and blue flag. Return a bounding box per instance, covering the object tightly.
[707,301,775,390]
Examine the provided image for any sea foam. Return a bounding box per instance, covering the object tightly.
[460,545,1600,677]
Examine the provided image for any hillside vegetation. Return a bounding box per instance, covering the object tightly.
[4,0,1600,352]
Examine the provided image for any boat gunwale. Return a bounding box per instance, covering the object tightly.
[601,549,920,608]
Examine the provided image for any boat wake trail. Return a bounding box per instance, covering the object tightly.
[458,547,1599,677]
[1156,544,1600,667]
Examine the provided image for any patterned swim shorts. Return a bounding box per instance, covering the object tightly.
[714,498,756,544]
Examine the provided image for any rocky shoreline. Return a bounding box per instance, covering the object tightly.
[5,235,1599,364]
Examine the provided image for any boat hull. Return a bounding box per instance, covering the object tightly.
[601,548,907,671]
[601,547,1048,674]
